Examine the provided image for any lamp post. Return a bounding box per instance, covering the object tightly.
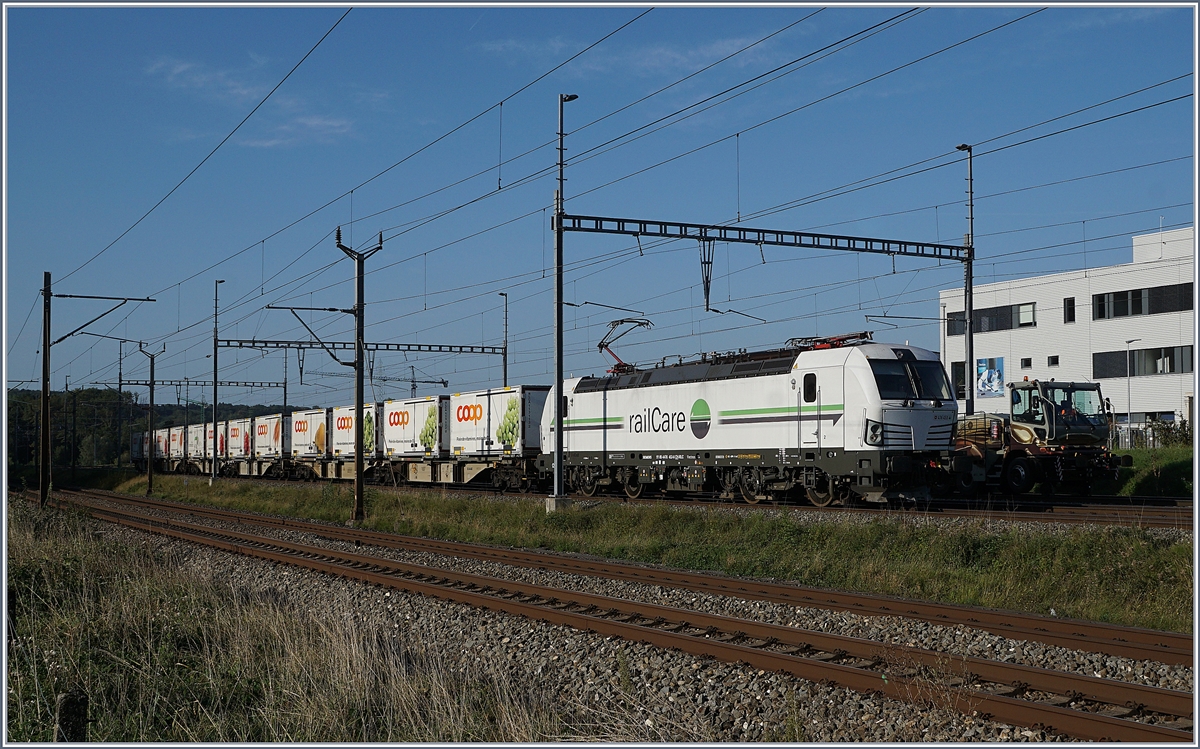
[1125,338,1141,438]
[956,143,975,416]
[211,279,224,485]
[552,92,577,506]
[498,292,508,387]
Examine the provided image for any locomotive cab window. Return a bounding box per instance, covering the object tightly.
[802,373,817,403]
[869,359,954,401]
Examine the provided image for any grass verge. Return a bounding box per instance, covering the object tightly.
[6,500,583,742]
[115,475,1193,633]
[1099,445,1194,497]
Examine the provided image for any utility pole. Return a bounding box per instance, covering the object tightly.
[498,291,509,387]
[957,143,975,416]
[38,277,154,505]
[336,228,383,524]
[140,343,165,497]
[117,342,123,467]
[212,279,224,486]
[40,272,51,505]
[552,92,577,510]
[282,350,288,415]
[70,381,78,484]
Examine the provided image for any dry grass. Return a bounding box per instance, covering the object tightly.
[5,499,668,742]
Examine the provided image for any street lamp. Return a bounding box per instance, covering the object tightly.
[1125,338,1141,437]
[498,292,508,387]
[553,92,577,505]
[211,279,224,486]
[956,143,975,416]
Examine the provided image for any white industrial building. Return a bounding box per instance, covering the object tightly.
[939,227,1195,423]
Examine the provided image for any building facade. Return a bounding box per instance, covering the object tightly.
[939,227,1195,423]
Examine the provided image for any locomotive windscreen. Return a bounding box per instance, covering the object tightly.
[869,359,954,400]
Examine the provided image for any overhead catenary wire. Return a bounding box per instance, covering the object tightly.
[56,8,353,286]
[48,19,1191,391]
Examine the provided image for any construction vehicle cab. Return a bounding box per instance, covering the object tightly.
[955,380,1129,495]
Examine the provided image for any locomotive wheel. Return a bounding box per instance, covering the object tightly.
[805,485,835,507]
[579,471,599,497]
[740,471,764,504]
[1002,457,1036,494]
[623,472,644,499]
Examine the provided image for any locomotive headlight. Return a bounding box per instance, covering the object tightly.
[864,419,884,446]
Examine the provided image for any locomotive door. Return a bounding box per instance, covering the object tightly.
[800,372,819,449]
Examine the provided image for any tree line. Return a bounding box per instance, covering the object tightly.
[6,388,308,469]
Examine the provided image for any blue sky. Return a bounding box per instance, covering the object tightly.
[4,5,1195,408]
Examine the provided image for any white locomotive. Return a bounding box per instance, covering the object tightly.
[133,332,961,506]
[539,332,959,505]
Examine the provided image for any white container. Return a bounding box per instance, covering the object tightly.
[292,408,330,457]
[207,421,228,458]
[187,424,207,458]
[131,432,146,461]
[168,426,186,458]
[154,428,170,459]
[228,418,252,459]
[382,396,449,457]
[254,414,291,458]
[331,403,381,458]
[450,386,550,458]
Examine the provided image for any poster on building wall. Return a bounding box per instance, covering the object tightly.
[976,357,1005,398]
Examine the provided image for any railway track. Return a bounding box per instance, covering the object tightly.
[60,488,1193,665]
[146,473,1195,529]
[41,489,1195,742]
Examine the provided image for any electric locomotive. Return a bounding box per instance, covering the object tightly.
[539,332,962,506]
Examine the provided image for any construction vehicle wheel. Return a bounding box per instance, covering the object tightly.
[1002,457,1036,494]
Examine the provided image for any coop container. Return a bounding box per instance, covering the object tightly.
[187,424,207,458]
[292,408,331,458]
[331,404,381,458]
[449,386,550,458]
[153,428,170,459]
[382,396,449,457]
[207,421,228,458]
[227,418,252,459]
[168,426,186,458]
[254,413,291,458]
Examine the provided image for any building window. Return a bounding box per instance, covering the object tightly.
[1092,345,1194,379]
[1047,355,1059,367]
[1017,303,1036,327]
[1020,358,1032,369]
[1093,287,1170,320]
[1131,346,1194,376]
[946,301,1038,336]
[1063,297,1075,323]
[950,361,965,400]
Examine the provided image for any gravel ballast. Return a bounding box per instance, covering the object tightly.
[64,491,1193,742]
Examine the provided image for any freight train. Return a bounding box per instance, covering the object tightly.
[132,332,969,506]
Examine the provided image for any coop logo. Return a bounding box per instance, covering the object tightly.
[336,416,354,431]
[690,399,711,439]
[257,424,268,436]
[457,404,483,423]
[295,421,308,433]
[230,427,240,439]
[388,410,410,427]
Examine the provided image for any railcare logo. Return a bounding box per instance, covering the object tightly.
[690,399,711,439]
